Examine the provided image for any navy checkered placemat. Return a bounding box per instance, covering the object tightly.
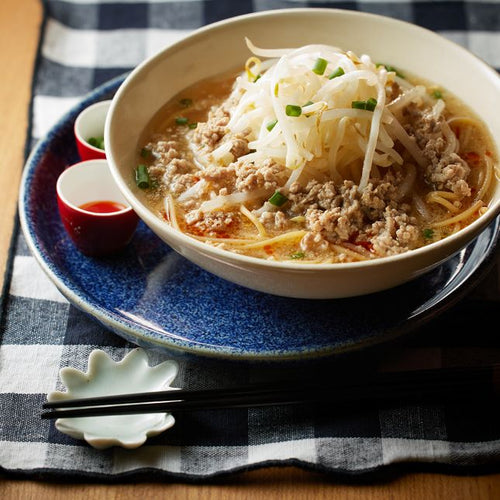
[1,0,499,481]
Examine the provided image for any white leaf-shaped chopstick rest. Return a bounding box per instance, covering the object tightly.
[47,348,179,449]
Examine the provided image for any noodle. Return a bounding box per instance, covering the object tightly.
[430,200,484,228]
[238,230,307,249]
[240,205,267,237]
[426,191,461,213]
[164,194,180,231]
[475,154,494,202]
[331,244,369,261]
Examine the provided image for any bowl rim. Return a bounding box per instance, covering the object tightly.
[105,7,500,272]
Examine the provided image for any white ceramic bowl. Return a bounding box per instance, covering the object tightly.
[105,8,500,299]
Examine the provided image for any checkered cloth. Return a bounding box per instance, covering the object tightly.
[1,0,499,481]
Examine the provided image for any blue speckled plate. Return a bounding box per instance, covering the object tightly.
[19,77,499,361]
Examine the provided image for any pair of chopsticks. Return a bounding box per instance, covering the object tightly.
[41,364,499,419]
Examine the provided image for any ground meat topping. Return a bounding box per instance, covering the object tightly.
[287,176,419,254]
[193,106,230,150]
[192,93,243,153]
[199,164,236,193]
[235,159,287,192]
[195,157,288,197]
[370,207,420,255]
[230,133,251,159]
[300,231,329,254]
[404,104,471,198]
[185,210,237,237]
[143,136,197,199]
[427,155,471,197]
[386,81,401,103]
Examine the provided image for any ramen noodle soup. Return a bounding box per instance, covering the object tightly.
[135,41,498,263]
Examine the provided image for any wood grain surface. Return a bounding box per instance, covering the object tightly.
[0,1,498,498]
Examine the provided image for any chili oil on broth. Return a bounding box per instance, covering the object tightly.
[135,55,498,264]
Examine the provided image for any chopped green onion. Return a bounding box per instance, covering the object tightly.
[352,100,367,110]
[285,104,302,117]
[253,74,261,82]
[303,100,314,107]
[135,164,150,189]
[312,57,328,75]
[365,97,378,111]
[290,252,305,260]
[179,98,193,108]
[423,228,434,239]
[377,63,404,78]
[176,117,197,128]
[432,89,443,99]
[140,147,151,158]
[268,191,288,207]
[87,137,105,150]
[351,98,377,111]
[266,119,278,131]
[328,66,345,79]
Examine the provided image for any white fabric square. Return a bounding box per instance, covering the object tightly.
[32,95,81,140]
[468,31,500,68]
[43,20,98,67]
[0,441,48,469]
[145,29,190,58]
[248,438,317,464]
[95,29,148,68]
[0,345,64,394]
[9,256,68,304]
[382,437,451,463]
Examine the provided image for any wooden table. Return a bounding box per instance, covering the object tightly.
[1,1,499,498]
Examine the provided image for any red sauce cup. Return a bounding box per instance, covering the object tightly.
[74,100,111,161]
[56,159,139,256]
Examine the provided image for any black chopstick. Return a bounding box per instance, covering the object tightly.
[41,364,499,419]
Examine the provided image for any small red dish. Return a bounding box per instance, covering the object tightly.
[74,100,111,161]
[56,159,139,256]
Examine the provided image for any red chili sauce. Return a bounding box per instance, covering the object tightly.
[79,200,126,213]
